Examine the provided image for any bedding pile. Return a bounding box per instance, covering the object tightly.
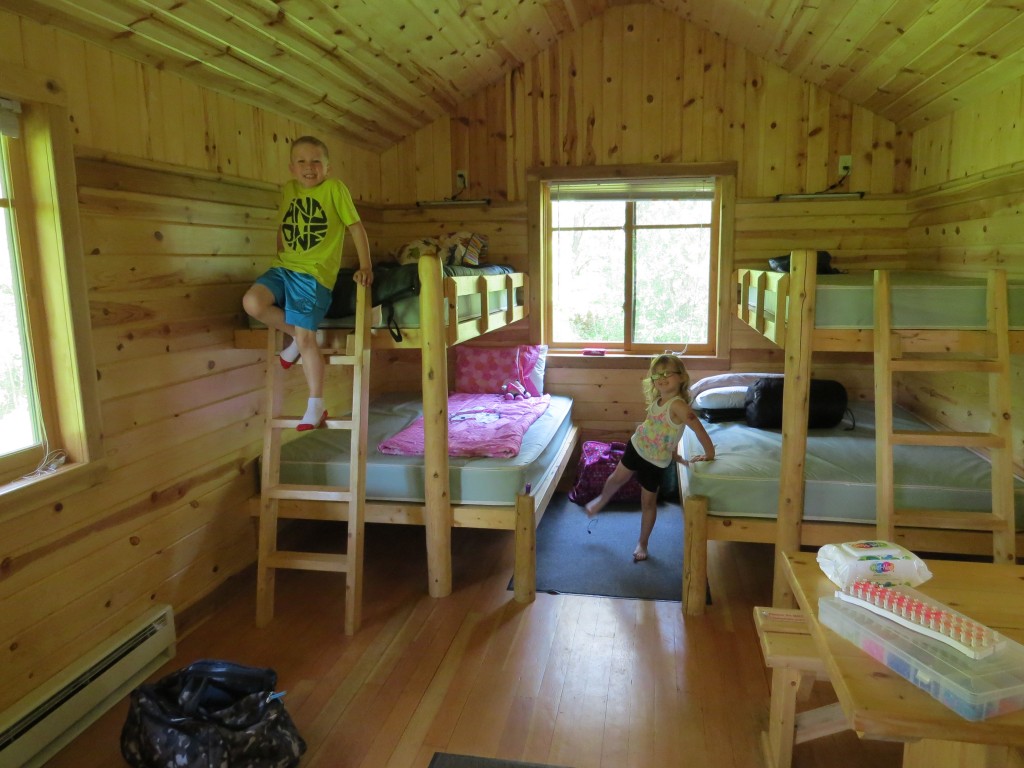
[378,393,551,458]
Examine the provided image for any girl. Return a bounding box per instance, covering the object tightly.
[585,354,715,561]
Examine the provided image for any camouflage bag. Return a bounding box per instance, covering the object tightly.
[120,659,306,768]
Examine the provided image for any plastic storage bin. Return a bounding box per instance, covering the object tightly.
[819,596,1024,721]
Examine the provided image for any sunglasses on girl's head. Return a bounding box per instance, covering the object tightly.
[650,371,679,381]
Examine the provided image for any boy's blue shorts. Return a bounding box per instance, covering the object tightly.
[255,267,332,331]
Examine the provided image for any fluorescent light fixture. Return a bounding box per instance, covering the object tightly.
[775,191,865,201]
[415,197,492,208]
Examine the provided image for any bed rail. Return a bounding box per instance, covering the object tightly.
[445,271,528,345]
[736,267,788,346]
[234,257,529,352]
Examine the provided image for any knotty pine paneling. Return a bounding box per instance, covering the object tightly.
[0,156,275,714]
[1,9,382,199]
[911,79,1024,189]
[381,4,912,205]
[902,166,1024,473]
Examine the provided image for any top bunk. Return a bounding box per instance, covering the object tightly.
[235,251,528,352]
[736,250,1024,353]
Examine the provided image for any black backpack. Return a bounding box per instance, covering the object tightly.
[744,377,848,429]
[326,263,421,341]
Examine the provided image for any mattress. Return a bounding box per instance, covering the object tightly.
[748,272,1024,329]
[277,393,574,505]
[680,402,1024,526]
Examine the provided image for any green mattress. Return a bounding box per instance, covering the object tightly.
[681,402,1024,527]
[275,393,574,506]
[748,272,1024,329]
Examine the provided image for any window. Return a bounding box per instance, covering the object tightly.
[0,108,42,483]
[0,66,103,503]
[531,165,735,357]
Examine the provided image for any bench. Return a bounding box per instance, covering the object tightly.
[754,606,849,768]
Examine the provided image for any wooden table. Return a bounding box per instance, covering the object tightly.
[781,551,1024,768]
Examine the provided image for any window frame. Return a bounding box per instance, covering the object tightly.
[0,64,105,509]
[528,163,736,360]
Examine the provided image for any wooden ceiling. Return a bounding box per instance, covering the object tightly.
[5,0,1023,151]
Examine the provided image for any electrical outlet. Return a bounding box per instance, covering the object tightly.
[455,169,469,190]
[838,155,853,175]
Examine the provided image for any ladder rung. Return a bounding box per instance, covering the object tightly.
[890,430,1003,449]
[267,484,352,502]
[270,417,355,430]
[893,509,1013,532]
[889,359,1002,373]
[289,353,358,365]
[266,551,349,572]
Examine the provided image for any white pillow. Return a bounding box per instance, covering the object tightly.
[518,344,548,397]
[693,386,749,410]
[690,372,782,398]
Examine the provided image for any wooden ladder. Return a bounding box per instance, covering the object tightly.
[256,285,372,634]
[874,270,1016,564]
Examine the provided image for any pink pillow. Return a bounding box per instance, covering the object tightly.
[454,344,549,395]
[455,346,520,393]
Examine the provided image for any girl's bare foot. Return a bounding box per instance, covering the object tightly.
[584,499,600,518]
[633,544,648,562]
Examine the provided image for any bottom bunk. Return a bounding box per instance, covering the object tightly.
[266,392,579,602]
[678,401,1024,615]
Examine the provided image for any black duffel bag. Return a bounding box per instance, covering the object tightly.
[120,659,306,768]
[744,377,848,429]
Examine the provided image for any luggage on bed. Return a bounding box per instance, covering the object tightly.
[568,440,642,505]
[744,377,848,429]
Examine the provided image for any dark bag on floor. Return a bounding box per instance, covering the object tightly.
[744,377,848,429]
[120,659,306,768]
[568,440,642,505]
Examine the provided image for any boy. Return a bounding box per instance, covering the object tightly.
[242,136,372,430]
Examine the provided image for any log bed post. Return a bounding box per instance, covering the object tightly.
[773,249,817,608]
[418,253,453,597]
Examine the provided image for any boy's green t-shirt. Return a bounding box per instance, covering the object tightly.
[274,178,361,289]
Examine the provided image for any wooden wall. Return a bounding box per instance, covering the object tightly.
[905,68,1024,469]
[376,3,915,442]
[0,9,381,196]
[901,170,1024,469]
[0,8,380,716]
[380,4,912,205]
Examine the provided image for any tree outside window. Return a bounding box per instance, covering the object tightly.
[541,171,727,356]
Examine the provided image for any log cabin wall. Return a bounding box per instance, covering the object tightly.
[900,83,1024,472]
[382,4,912,441]
[380,4,912,205]
[0,9,381,716]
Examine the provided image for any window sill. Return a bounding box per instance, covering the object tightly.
[0,459,108,518]
[547,350,732,369]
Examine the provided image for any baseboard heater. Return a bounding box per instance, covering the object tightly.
[0,604,176,768]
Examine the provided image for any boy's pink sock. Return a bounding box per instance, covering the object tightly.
[280,339,300,368]
[298,398,326,431]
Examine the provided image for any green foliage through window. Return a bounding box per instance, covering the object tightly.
[550,188,714,351]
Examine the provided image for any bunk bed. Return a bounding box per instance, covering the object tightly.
[237,252,579,605]
[678,249,1024,615]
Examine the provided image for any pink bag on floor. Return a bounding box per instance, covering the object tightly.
[567,440,642,505]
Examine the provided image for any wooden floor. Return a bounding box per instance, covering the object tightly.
[46,519,902,768]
